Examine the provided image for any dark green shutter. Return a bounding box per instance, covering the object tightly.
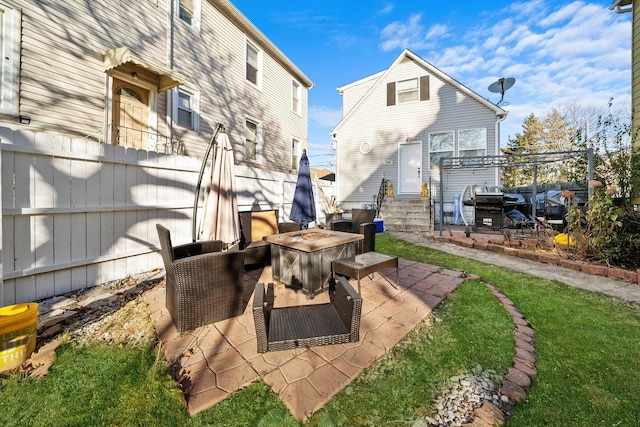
[387,82,396,106]
[420,75,430,101]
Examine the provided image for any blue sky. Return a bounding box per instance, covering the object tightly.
[231,0,632,170]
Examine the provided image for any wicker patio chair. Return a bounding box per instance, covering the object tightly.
[239,209,301,266]
[156,224,246,334]
[330,208,376,254]
[252,276,362,353]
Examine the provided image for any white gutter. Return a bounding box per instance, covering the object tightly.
[609,0,632,13]
[212,0,313,88]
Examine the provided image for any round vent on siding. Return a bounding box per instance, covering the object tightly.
[359,142,372,154]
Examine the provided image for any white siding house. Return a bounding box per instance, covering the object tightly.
[0,0,312,176]
[332,49,506,216]
[0,0,319,304]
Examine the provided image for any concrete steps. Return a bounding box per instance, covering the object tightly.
[380,198,433,232]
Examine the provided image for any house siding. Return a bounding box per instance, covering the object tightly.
[15,1,168,137]
[171,0,308,172]
[1,0,310,175]
[334,53,501,213]
[339,73,381,115]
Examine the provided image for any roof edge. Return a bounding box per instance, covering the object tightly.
[332,49,506,135]
[211,0,314,89]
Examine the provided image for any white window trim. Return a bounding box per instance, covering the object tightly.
[291,137,301,170]
[396,77,419,104]
[291,79,302,115]
[245,38,263,90]
[172,86,200,131]
[175,0,201,32]
[0,1,21,116]
[244,116,263,163]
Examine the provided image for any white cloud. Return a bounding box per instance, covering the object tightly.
[372,0,630,145]
[541,3,582,26]
[426,23,447,39]
[309,105,342,128]
[380,13,439,51]
[378,2,394,15]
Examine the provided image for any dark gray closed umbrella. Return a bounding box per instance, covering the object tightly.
[289,150,316,228]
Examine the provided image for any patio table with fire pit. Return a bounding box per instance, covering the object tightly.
[265,229,363,298]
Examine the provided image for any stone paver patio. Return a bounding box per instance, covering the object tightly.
[143,258,465,422]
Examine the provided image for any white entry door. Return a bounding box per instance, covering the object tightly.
[399,142,422,194]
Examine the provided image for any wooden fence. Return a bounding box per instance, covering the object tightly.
[0,127,334,306]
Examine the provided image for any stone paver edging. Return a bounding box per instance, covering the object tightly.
[463,279,538,426]
[441,234,640,285]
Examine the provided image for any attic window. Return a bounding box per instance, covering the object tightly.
[397,78,419,103]
[387,75,430,106]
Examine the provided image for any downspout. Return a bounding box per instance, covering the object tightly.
[331,132,339,209]
[166,0,175,150]
[495,113,507,186]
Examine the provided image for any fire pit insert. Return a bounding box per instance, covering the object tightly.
[265,229,363,298]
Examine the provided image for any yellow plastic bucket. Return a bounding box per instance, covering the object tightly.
[0,303,38,372]
[554,233,575,247]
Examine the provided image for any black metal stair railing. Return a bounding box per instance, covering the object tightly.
[375,178,389,217]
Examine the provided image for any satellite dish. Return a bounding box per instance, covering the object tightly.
[488,77,515,106]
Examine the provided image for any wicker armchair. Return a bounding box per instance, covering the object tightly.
[156,224,246,334]
[252,276,362,353]
[239,209,301,266]
[330,209,376,254]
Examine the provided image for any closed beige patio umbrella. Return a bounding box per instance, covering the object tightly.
[198,132,240,247]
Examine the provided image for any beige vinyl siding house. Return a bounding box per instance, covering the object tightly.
[0,0,321,305]
[0,0,312,175]
[332,49,506,217]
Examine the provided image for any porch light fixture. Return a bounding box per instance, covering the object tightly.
[19,115,31,125]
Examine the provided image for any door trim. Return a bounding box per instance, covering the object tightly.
[105,70,158,149]
[398,141,423,194]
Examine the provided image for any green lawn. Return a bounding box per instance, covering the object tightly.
[1,233,638,426]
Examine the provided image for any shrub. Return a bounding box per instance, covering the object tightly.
[567,182,640,270]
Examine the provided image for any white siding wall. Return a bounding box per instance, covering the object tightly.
[1,0,309,175]
[340,74,380,115]
[335,57,499,211]
[0,127,334,306]
[13,1,168,137]
[165,0,309,172]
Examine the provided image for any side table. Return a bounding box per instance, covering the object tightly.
[332,252,399,294]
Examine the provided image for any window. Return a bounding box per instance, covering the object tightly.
[179,0,193,24]
[176,0,200,30]
[0,1,20,115]
[246,40,262,87]
[173,87,199,130]
[429,132,454,170]
[245,117,262,162]
[291,137,300,170]
[397,78,419,103]
[387,75,429,106]
[292,80,301,115]
[458,129,486,166]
